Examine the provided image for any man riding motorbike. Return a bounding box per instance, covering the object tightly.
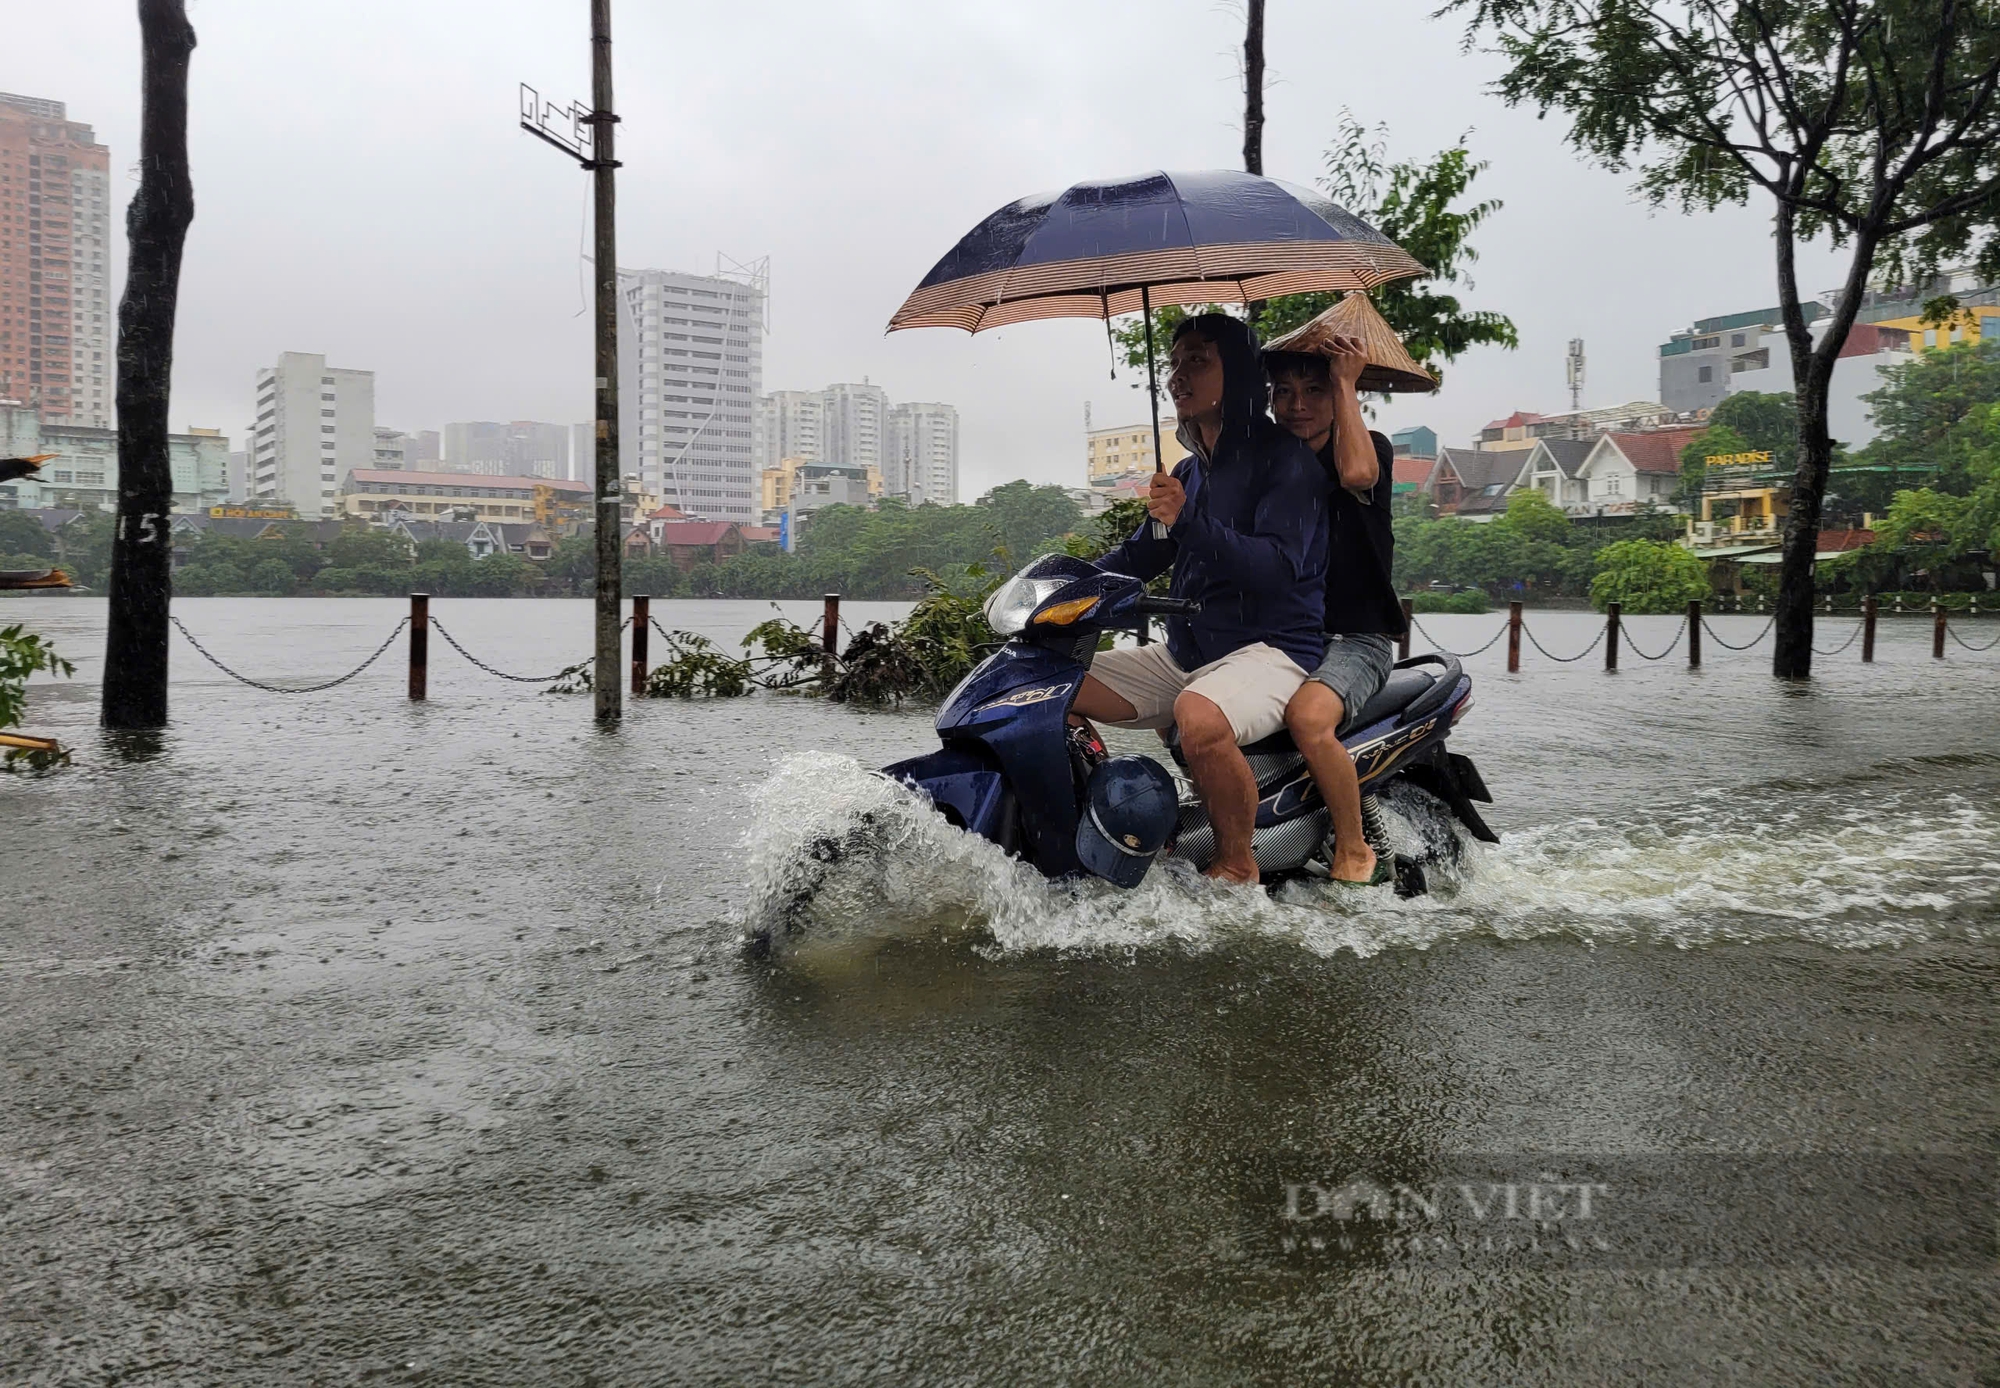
[1266,335,1409,886]
[1073,313,1330,885]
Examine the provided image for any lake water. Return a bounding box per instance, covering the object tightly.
[3,597,1996,1384]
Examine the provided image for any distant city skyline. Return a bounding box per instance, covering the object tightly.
[16,0,1864,502]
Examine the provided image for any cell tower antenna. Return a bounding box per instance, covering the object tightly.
[716,252,771,331]
[1565,338,1586,413]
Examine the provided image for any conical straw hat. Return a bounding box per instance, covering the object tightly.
[1263,293,1436,393]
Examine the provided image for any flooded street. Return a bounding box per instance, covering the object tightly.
[3,597,1996,1385]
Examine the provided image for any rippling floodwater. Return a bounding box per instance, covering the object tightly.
[3,597,1996,1385]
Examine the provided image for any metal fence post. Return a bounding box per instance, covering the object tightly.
[1605,601,1621,672]
[1507,601,1522,674]
[1398,598,1413,661]
[1862,595,1877,663]
[1687,599,1702,668]
[1933,601,1947,659]
[631,594,649,695]
[408,593,428,702]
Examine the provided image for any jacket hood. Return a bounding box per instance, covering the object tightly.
[1171,313,1268,461]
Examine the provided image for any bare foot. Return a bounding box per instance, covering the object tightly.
[1205,858,1260,886]
[1331,844,1379,885]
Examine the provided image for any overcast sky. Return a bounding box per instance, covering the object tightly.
[19,0,1852,493]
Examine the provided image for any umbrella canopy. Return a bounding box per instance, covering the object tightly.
[1263,293,1437,394]
[887,169,1426,334]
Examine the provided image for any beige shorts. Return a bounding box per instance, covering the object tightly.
[1086,640,1308,745]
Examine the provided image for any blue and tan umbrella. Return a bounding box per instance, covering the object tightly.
[888,169,1425,531]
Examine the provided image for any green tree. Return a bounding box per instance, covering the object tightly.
[1497,489,1571,546]
[323,525,412,572]
[1112,123,1517,391]
[1256,118,1519,387]
[1709,391,1799,459]
[1589,539,1710,614]
[1857,337,2000,493]
[978,481,1084,565]
[1678,421,1752,502]
[0,511,52,560]
[1447,0,2000,677]
[245,557,297,596]
[468,551,536,597]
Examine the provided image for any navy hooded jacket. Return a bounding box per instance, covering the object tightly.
[1097,316,1329,672]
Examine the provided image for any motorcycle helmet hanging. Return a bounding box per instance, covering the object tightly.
[1074,756,1179,888]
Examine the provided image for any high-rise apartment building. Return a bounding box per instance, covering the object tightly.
[443,420,570,478]
[887,402,960,507]
[250,353,376,519]
[0,94,113,429]
[618,267,764,521]
[820,382,888,478]
[753,389,823,473]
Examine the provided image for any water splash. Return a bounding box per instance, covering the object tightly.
[737,754,1997,959]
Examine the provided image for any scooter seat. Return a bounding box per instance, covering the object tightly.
[1169,654,1462,761]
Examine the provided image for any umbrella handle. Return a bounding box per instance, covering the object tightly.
[1143,287,1170,540]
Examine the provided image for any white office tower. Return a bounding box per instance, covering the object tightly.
[820,382,888,479]
[617,267,764,521]
[250,352,376,518]
[888,401,960,506]
[754,389,824,471]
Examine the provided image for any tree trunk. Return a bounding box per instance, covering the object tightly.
[1770,203,1874,679]
[102,0,196,729]
[1772,356,1833,678]
[1242,0,1267,327]
[1242,0,1266,177]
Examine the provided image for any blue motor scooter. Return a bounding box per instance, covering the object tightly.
[867,553,1496,893]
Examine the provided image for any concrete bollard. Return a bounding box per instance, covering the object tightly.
[1863,595,1877,663]
[1605,601,1621,672]
[1687,599,1702,668]
[1934,602,1947,659]
[1507,601,1522,674]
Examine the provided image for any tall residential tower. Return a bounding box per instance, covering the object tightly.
[618,267,764,522]
[887,401,960,506]
[0,93,113,429]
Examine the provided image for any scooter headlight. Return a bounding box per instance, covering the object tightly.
[983,573,1071,636]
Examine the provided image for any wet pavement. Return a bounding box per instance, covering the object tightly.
[2,597,1995,1385]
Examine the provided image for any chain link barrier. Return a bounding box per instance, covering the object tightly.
[1700,615,1777,651]
[429,614,607,684]
[1408,614,1510,659]
[171,614,409,693]
[1812,621,1866,657]
[1945,622,2000,653]
[1519,618,1608,664]
[1620,616,1687,662]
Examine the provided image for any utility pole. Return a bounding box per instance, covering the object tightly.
[522,1,622,720]
[103,0,197,730]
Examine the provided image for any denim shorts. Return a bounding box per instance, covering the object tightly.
[1309,633,1396,733]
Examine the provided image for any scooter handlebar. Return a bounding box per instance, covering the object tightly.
[1134,596,1200,615]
